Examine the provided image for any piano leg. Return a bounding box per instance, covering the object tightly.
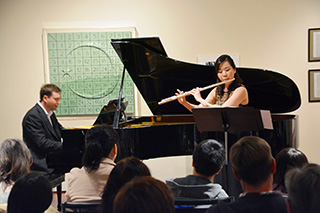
[48,174,65,211]
[56,184,62,211]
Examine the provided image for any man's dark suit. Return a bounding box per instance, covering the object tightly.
[22,103,63,174]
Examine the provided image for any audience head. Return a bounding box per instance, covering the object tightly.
[285,163,320,213]
[101,157,151,213]
[273,147,308,192]
[230,136,274,187]
[82,124,119,172]
[0,139,33,186]
[39,83,61,102]
[113,176,175,213]
[193,139,225,177]
[7,173,52,213]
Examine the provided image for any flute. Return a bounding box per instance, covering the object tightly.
[158,78,235,105]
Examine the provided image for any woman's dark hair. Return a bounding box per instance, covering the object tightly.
[82,124,119,172]
[100,157,151,213]
[215,54,243,96]
[7,173,52,213]
[0,139,33,185]
[273,147,308,192]
[113,176,175,213]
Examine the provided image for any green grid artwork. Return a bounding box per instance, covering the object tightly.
[47,31,134,115]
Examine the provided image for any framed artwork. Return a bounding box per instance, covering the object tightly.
[308,69,320,102]
[42,27,137,116]
[308,28,320,62]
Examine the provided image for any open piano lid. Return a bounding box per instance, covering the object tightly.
[111,37,301,115]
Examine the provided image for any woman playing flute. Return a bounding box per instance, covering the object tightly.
[176,54,249,112]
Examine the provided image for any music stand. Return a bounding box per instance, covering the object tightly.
[192,107,273,162]
[93,99,128,125]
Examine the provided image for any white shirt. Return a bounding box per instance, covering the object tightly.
[37,101,53,126]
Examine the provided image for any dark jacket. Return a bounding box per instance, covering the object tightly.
[206,192,287,213]
[22,103,63,174]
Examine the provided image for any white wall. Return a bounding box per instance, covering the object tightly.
[1,0,320,180]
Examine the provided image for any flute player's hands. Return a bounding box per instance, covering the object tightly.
[190,87,203,103]
[176,89,187,105]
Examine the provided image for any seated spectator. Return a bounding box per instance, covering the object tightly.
[285,163,320,213]
[0,139,33,204]
[100,157,151,213]
[113,176,175,213]
[7,173,52,213]
[166,139,228,199]
[273,148,308,196]
[66,124,119,202]
[207,136,287,213]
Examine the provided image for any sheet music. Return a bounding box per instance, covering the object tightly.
[260,110,273,130]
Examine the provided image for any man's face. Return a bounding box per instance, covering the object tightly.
[43,91,61,111]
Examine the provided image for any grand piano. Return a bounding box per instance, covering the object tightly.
[110,37,300,158]
[47,37,301,197]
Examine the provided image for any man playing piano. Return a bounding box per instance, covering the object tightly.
[176,54,249,111]
[22,83,63,174]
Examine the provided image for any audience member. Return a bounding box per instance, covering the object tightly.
[113,176,175,213]
[7,173,52,213]
[66,124,118,202]
[285,163,320,213]
[0,139,33,204]
[100,157,151,213]
[207,136,287,213]
[22,84,63,174]
[273,148,308,196]
[166,139,228,199]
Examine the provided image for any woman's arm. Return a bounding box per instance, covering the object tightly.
[203,88,217,106]
[189,87,217,108]
[176,87,218,111]
[221,86,249,107]
[176,89,198,112]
